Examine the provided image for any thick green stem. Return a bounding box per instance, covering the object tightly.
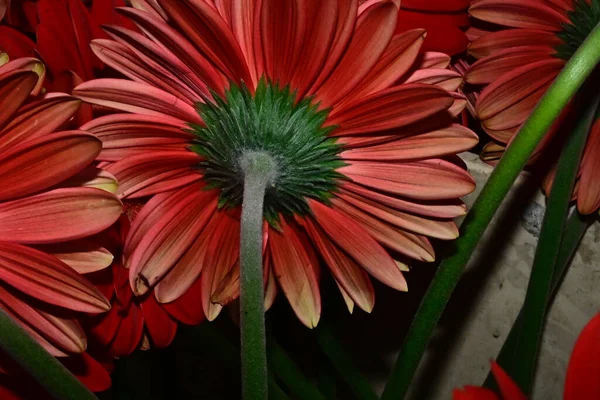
[381,22,600,400]
[240,151,277,400]
[0,309,98,400]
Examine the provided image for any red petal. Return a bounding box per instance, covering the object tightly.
[162,275,206,325]
[329,84,453,136]
[304,219,374,313]
[469,0,569,31]
[140,294,177,348]
[564,313,600,400]
[200,211,240,321]
[128,183,216,295]
[468,29,560,59]
[577,122,600,214]
[315,0,397,108]
[36,239,113,275]
[490,361,527,400]
[309,200,407,291]
[0,131,101,201]
[0,27,37,59]
[0,187,123,245]
[230,0,263,84]
[0,69,38,131]
[0,242,111,313]
[269,222,321,328]
[61,353,112,393]
[109,301,143,356]
[452,386,500,400]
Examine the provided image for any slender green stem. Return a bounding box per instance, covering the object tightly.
[484,210,592,389]
[495,86,600,395]
[381,22,600,400]
[240,151,277,400]
[0,309,98,400]
[266,339,326,400]
[315,323,378,400]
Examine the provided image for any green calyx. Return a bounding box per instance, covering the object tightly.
[190,79,345,226]
[555,0,600,60]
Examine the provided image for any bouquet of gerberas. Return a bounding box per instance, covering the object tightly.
[0,0,598,399]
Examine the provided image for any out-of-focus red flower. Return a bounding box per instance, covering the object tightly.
[396,0,470,55]
[453,313,600,400]
[85,216,205,358]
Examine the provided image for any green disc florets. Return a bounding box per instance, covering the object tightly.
[190,79,345,225]
[556,0,600,60]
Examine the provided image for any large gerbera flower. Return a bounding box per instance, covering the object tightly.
[0,56,122,390]
[74,0,477,327]
[466,0,600,213]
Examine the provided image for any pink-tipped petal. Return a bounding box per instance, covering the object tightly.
[309,200,407,291]
[128,183,216,295]
[339,159,475,200]
[269,222,321,328]
[304,219,374,313]
[73,78,202,124]
[0,187,123,245]
[36,239,113,274]
[0,242,111,313]
[0,131,101,201]
[469,0,569,31]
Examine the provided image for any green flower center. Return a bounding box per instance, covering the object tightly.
[190,80,345,225]
[555,0,600,60]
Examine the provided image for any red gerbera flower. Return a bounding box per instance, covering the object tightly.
[0,57,122,391]
[466,0,600,214]
[453,313,600,400]
[74,0,477,327]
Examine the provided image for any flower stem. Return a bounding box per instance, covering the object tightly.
[239,151,277,400]
[0,309,98,400]
[381,21,600,400]
[487,87,600,394]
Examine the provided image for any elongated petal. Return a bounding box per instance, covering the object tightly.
[0,131,101,201]
[329,84,453,136]
[110,302,143,356]
[155,210,220,303]
[304,219,374,312]
[200,211,240,321]
[59,167,118,194]
[315,0,397,108]
[490,362,527,400]
[342,124,478,161]
[452,386,499,400]
[158,0,252,84]
[0,95,81,149]
[468,29,561,59]
[269,222,321,328]
[140,294,177,348]
[404,68,463,92]
[308,0,357,95]
[469,0,568,30]
[564,313,600,400]
[0,242,110,313]
[338,192,458,240]
[332,197,435,261]
[73,79,202,124]
[128,183,216,295]
[418,52,451,69]
[289,0,337,96]
[309,200,407,291]
[0,283,86,354]
[340,159,475,200]
[36,239,113,274]
[230,0,262,83]
[0,69,38,131]
[105,151,202,198]
[342,181,466,218]
[0,188,122,244]
[61,353,112,393]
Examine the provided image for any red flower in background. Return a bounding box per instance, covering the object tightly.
[395,0,470,56]
[85,216,205,358]
[0,0,135,120]
[453,313,600,400]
